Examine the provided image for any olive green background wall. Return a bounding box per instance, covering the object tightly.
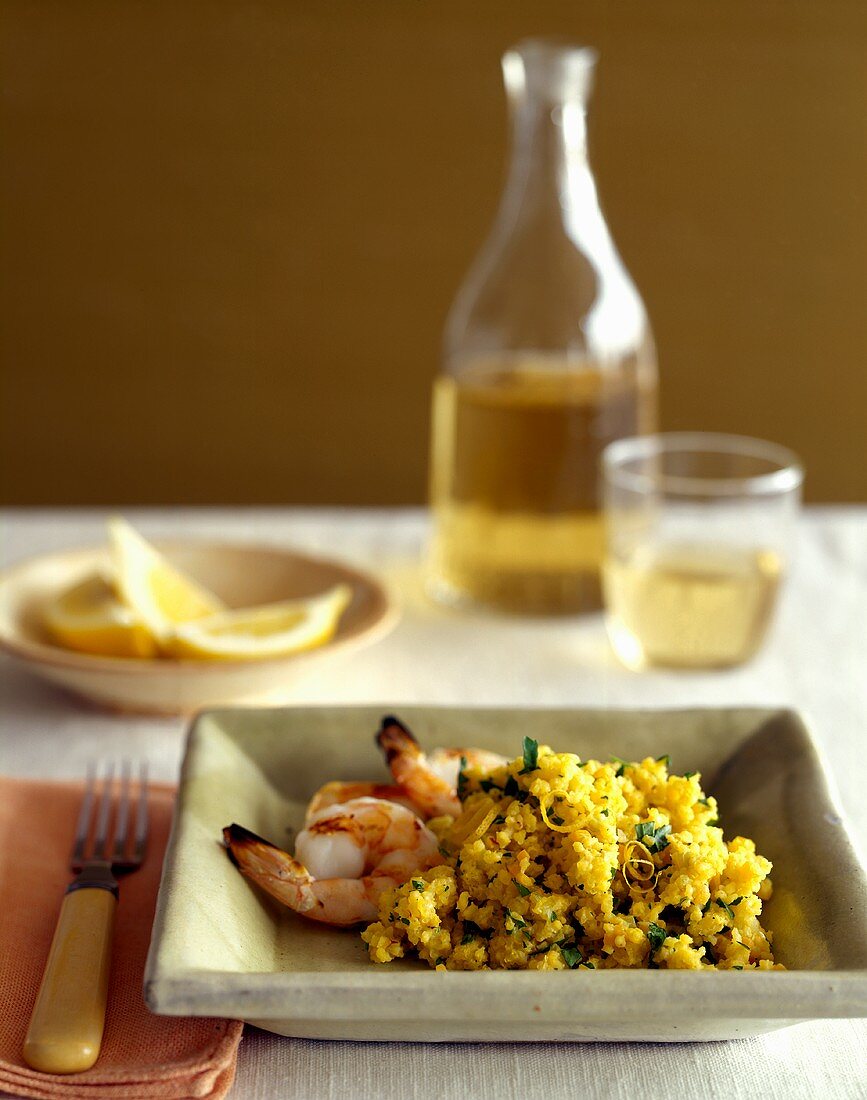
[2,1,865,505]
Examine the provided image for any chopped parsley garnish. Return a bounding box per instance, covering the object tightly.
[493,815,506,825]
[503,775,519,798]
[701,898,712,914]
[462,920,492,942]
[507,911,527,929]
[479,778,500,793]
[549,812,565,826]
[561,944,583,968]
[634,821,672,853]
[609,756,628,778]
[514,880,532,897]
[647,923,667,954]
[716,899,735,921]
[684,771,697,779]
[400,917,410,925]
[656,754,671,767]
[438,844,451,858]
[549,912,557,922]
[698,797,709,806]
[411,880,424,891]
[732,896,744,906]
[733,965,744,970]
[707,817,720,827]
[521,736,539,774]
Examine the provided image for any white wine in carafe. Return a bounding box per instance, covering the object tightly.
[428,358,655,613]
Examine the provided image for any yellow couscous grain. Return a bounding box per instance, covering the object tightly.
[361,739,783,971]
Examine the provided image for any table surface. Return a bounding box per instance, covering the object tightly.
[1,507,865,1100]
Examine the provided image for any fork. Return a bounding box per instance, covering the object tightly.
[23,761,149,1075]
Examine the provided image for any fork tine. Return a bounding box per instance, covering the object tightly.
[71,760,148,872]
[93,762,115,861]
[134,760,149,862]
[72,762,97,866]
[112,760,132,864]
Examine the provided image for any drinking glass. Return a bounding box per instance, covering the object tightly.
[601,433,803,669]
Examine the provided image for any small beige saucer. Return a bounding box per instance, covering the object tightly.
[0,540,397,715]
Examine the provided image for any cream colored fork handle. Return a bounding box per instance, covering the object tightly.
[23,887,117,1074]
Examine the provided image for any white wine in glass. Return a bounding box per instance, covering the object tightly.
[602,434,803,670]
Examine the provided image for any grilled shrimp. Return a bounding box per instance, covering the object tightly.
[306,744,506,823]
[305,780,416,823]
[427,746,509,787]
[376,715,507,818]
[224,797,439,926]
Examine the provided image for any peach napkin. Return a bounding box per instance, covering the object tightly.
[0,776,243,1100]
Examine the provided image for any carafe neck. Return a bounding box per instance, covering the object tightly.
[444,39,654,366]
[500,41,597,229]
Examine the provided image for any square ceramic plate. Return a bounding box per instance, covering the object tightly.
[144,705,867,1042]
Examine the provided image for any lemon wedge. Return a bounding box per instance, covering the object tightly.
[43,572,159,658]
[109,516,224,644]
[165,584,352,661]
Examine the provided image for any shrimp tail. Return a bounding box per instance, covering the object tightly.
[223,823,268,866]
[376,714,420,764]
[376,715,461,818]
[223,823,317,913]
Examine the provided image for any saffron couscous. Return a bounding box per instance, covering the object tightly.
[361,738,782,971]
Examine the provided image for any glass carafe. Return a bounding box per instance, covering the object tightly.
[427,39,657,614]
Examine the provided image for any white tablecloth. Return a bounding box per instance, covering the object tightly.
[1,507,865,1100]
